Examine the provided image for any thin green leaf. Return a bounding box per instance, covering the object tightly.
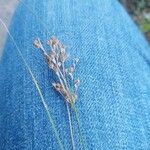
[0,18,64,150]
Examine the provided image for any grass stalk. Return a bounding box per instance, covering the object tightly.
[71,103,85,150]
[54,60,76,150]
[66,102,76,150]
[13,1,86,149]
[0,18,64,150]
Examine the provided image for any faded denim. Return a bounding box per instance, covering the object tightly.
[0,0,150,149]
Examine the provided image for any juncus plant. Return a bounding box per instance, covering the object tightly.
[34,37,85,150]
[34,37,80,104]
[1,0,86,149]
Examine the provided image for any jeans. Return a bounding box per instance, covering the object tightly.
[0,0,150,149]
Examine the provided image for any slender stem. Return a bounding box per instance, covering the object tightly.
[61,62,76,150]
[66,102,76,150]
[40,38,85,150]
[71,103,85,150]
[53,61,76,150]
[0,18,64,150]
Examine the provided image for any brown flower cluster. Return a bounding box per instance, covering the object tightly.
[34,37,80,104]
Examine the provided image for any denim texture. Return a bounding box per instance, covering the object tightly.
[0,0,150,149]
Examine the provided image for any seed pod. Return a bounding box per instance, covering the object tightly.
[60,45,65,53]
[52,36,59,46]
[52,83,62,91]
[52,64,59,73]
[59,50,67,63]
[34,39,41,48]
[48,62,54,69]
[49,52,57,65]
[47,39,52,46]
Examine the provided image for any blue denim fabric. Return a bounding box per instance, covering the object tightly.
[0,0,150,149]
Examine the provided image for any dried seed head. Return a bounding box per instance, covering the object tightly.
[49,53,57,65]
[48,62,54,69]
[59,47,67,63]
[47,39,52,46]
[34,36,80,104]
[52,83,62,91]
[51,36,59,45]
[45,55,58,72]
[45,55,52,63]
[59,53,67,63]
[52,64,58,73]
[34,39,41,48]
[61,90,70,101]
[53,83,71,103]
[47,36,59,46]
[60,44,65,53]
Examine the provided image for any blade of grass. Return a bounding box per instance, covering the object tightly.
[0,18,64,150]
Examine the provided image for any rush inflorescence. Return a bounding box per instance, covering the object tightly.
[34,37,80,104]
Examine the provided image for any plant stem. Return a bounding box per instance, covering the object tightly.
[52,59,75,150]
[66,102,76,150]
[71,103,85,150]
[0,18,64,150]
